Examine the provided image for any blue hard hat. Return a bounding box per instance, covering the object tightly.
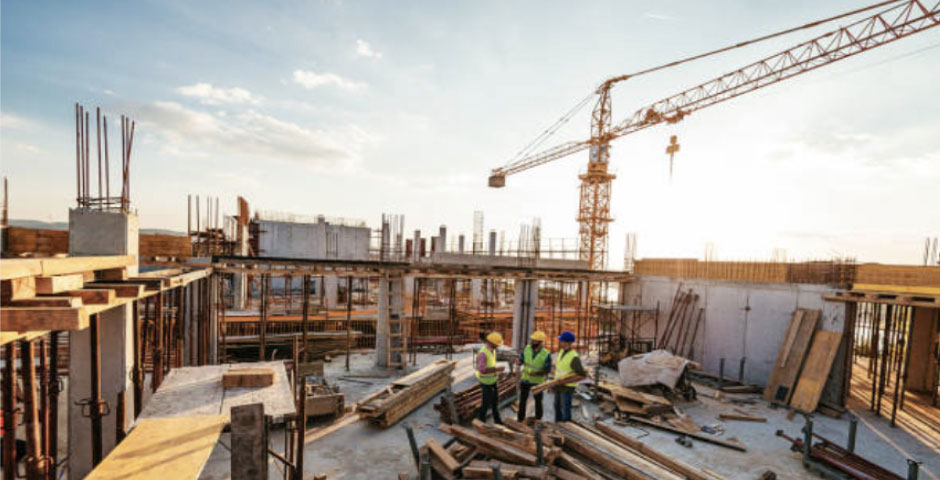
[558,331,575,343]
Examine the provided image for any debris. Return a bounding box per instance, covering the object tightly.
[628,416,747,451]
[617,349,699,390]
[675,435,693,448]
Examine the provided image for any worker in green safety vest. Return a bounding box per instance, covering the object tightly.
[514,330,551,421]
[476,331,506,424]
[553,331,587,422]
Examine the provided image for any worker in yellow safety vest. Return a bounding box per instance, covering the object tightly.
[514,330,551,421]
[476,331,506,424]
[553,331,587,422]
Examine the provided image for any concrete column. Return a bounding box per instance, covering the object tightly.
[470,279,482,307]
[458,234,465,254]
[324,275,339,309]
[511,279,537,350]
[489,231,497,255]
[439,225,447,253]
[375,273,404,367]
[67,209,138,479]
[412,230,421,262]
[907,306,939,392]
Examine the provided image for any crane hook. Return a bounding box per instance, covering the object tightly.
[665,135,680,181]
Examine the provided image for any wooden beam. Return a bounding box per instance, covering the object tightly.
[85,283,145,298]
[0,259,42,280]
[35,274,85,294]
[11,297,84,308]
[39,256,135,277]
[0,307,88,331]
[96,268,129,281]
[1,277,36,302]
[66,289,116,305]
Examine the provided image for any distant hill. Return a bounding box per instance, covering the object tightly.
[7,218,186,236]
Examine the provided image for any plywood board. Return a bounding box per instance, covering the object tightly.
[789,330,843,413]
[763,309,819,404]
[85,415,225,480]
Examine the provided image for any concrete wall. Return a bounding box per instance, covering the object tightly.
[257,218,370,260]
[623,276,846,389]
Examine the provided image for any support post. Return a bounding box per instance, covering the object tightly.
[1,343,16,480]
[231,403,268,480]
[21,339,45,479]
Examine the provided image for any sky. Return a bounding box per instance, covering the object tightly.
[2,0,939,266]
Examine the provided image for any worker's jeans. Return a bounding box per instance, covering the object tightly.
[477,383,502,424]
[517,381,544,422]
[553,389,573,422]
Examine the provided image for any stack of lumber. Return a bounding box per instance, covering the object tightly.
[594,381,673,419]
[357,359,455,427]
[4,227,68,256]
[420,419,725,480]
[434,372,517,424]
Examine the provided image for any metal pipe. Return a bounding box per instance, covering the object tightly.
[153,292,164,390]
[21,339,44,478]
[48,331,60,479]
[346,276,352,371]
[90,313,104,466]
[405,423,420,469]
[39,338,49,470]
[738,357,746,383]
[802,416,813,467]
[908,459,921,480]
[719,358,726,390]
[1,343,15,480]
[96,107,102,203]
[103,115,110,206]
[847,416,857,453]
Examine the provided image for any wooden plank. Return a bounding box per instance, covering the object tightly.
[0,307,88,331]
[627,416,747,451]
[789,330,843,413]
[763,309,819,404]
[97,267,129,281]
[593,422,724,480]
[86,283,145,298]
[718,413,767,422]
[426,438,460,473]
[65,289,116,305]
[0,259,42,280]
[10,297,83,308]
[552,422,682,480]
[223,368,275,388]
[34,274,85,294]
[38,255,135,277]
[85,415,225,480]
[1,277,36,302]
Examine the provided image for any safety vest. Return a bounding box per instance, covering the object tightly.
[475,345,498,385]
[555,349,581,387]
[521,345,549,384]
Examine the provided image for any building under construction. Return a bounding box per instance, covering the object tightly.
[2,1,940,479]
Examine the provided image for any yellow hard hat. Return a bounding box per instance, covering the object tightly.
[530,331,547,342]
[486,332,504,346]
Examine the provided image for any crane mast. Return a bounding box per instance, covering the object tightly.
[489,0,940,271]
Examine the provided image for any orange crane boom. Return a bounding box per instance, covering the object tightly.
[489,0,940,271]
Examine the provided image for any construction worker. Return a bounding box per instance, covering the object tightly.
[515,330,551,421]
[476,331,506,424]
[553,331,587,422]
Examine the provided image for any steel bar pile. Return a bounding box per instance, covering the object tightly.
[657,287,703,357]
[74,103,134,212]
[417,418,725,480]
[777,429,904,480]
[434,372,517,424]
[357,359,455,428]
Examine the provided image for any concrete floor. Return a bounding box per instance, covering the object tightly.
[196,351,940,480]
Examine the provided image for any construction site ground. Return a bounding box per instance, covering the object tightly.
[189,351,940,479]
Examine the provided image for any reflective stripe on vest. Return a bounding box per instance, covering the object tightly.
[521,345,549,384]
[555,349,580,387]
[475,346,498,385]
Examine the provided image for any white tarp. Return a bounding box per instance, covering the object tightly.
[618,349,695,389]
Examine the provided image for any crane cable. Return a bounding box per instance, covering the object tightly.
[500,0,909,169]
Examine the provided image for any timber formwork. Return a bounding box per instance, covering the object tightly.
[1,256,216,479]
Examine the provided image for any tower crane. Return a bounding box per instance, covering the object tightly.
[489,0,939,271]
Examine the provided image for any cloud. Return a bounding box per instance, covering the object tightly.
[175,82,263,105]
[128,101,369,169]
[643,12,676,21]
[355,39,382,59]
[292,70,366,91]
[0,113,32,129]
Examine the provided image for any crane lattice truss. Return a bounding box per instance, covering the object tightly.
[490,0,940,270]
